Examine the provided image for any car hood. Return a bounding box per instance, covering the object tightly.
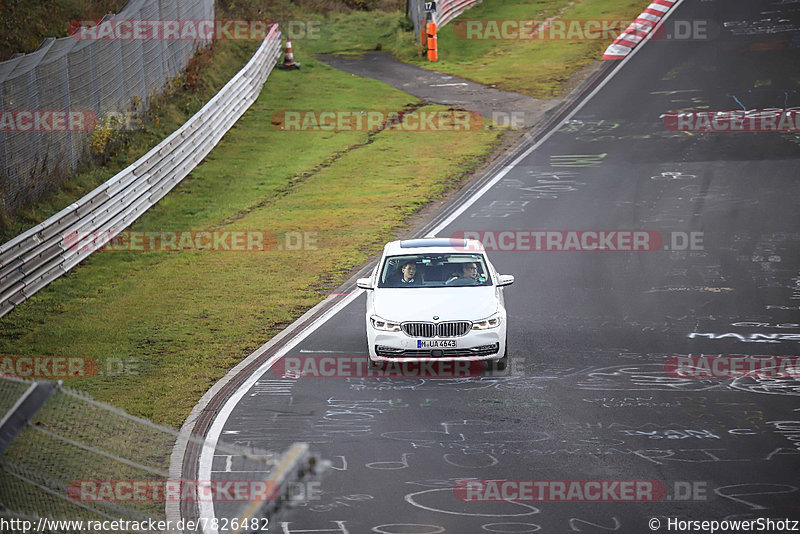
[373,286,499,322]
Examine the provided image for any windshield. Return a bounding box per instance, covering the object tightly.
[378,253,492,288]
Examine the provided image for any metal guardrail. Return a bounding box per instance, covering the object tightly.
[0,0,215,217]
[437,0,482,28]
[408,0,482,36]
[0,25,284,319]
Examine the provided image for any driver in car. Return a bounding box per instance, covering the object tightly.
[393,261,422,286]
[447,262,485,283]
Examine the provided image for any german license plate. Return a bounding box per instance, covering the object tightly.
[417,339,456,348]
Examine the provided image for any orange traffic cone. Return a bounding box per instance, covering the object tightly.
[278,40,300,69]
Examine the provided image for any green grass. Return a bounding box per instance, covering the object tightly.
[402,0,652,97]
[1,0,653,427]
[293,0,652,98]
[1,0,650,239]
[298,9,419,56]
[0,53,502,426]
[0,40,262,243]
[0,0,128,61]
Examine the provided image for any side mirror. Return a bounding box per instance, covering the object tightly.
[497,275,514,287]
[357,278,373,290]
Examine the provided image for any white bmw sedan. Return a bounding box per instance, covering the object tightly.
[357,238,514,369]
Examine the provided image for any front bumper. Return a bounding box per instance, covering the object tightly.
[367,328,505,362]
[376,343,500,358]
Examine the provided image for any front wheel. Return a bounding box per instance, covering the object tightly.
[367,342,382,369]
[486,347,508,372]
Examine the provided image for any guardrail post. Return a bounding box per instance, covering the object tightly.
[228,442,328,533]
[0,380,58,456]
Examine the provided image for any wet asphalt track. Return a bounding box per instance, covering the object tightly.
[207,0,800,532]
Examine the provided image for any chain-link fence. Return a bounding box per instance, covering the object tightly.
[0,25,282,320]
[0,377,322,533]
[0,0,214,218]
[407,0,428,37]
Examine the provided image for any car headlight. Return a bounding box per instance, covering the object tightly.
[370,315,402,332]
[472,313,502,330]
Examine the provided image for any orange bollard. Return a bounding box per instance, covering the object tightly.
[426,21,438,62]
[427,37,438,61]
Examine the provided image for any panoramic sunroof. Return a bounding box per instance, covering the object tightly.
[400,238,467,248]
